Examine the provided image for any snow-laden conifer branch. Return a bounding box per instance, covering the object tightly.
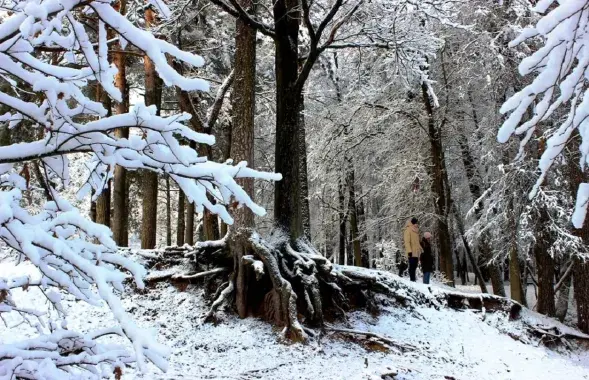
[498,0,589,227]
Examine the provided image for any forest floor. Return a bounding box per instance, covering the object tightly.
[2,255,589,380]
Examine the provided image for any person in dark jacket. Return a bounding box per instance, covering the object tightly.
[420,232,434,284]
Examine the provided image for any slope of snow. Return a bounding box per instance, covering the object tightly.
[2,255,589,380]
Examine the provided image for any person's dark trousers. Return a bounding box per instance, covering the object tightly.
[408,257,418,281]
[423,272,431,284]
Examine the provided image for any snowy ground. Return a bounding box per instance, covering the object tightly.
[2,257,589,380]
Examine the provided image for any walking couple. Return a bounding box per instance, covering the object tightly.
[402,217,434,284]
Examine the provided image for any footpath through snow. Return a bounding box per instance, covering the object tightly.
[2,257,589,380]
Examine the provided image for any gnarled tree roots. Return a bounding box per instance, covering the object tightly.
[136,229,524,342]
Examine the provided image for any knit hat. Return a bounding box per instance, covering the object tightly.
[424,232,432,239]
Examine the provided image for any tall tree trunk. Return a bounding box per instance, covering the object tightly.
[185,204,195,245]
[566,131,589,332]
[94,84,111,227]
[509,245,525,305]
[95,181,111,227]
[140,7,161,249]
[534,232,556,316]
[111,0,129,247]
[507,195,525,304]
[230,0,256,318]
[533,136,555,315]
[421,82,453,284]
[165,176,172,247]
[273,0,303,240]
[177,192,186,246]
[338,179,346,265]
[346,163,362,267]
[298,91,311,241]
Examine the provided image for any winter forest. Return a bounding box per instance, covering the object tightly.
[4,0,589,378]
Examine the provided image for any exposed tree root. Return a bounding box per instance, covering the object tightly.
[134,230,539,343]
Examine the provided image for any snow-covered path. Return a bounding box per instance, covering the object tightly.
[2,258,589,379]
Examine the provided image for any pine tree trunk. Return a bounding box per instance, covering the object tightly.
[574,258,589,332]
[176,192,185,246]
[338,179,346,265]
[534,230,556,316]
[567,131,589,332]
[298,92,311,241]
[347,166,362,267]
[509,244,525,305]
[422,82,453,284]
[95,181,111,227]
[165,176,172,247]
[185,203,195,245]
[111,0,129,247]
[273,0,303,240]
[230,0,256,318]
[140,8,161,249]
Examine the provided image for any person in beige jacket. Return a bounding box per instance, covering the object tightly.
[403,217,422,282]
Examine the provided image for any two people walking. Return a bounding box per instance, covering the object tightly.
[403,218,434,284]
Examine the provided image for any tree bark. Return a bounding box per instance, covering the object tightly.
[185,204,195,245]
[177,191,186,246]
[95,181,111,227]
[298,91,311,241]
[165,176,172,247]
[509,244,525,305]
[534,235,556,316]
[230,0,256,318]
[566,131,589,332]
[140,7,162,250]
[421,81,453,284]
[338,179,346,265]
[273,0,303,240]
[94,83,111,227]
[111,0,129,247]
